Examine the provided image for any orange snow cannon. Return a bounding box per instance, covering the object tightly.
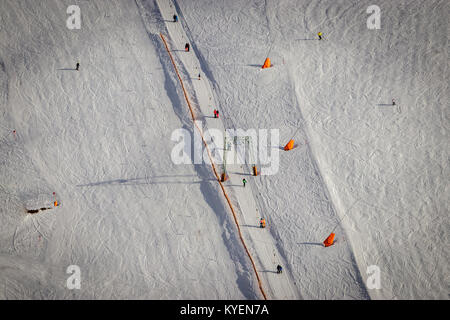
[262,58,271,69]
[284,139,294,151]
[54,201,58,207]
[323,233,335,247]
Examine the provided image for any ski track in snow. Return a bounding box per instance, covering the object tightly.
[0,0,256,299]
[155,0,303,299]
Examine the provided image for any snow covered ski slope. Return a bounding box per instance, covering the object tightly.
[0,0,258,299]
[175,0,449,299]
[154,0,304,299]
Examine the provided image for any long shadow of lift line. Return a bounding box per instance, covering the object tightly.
[299,242,323,246]
[248,64,263,68]
[76,175,214,187]
[241,224,261,229]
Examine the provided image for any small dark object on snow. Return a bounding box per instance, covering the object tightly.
[277,265,283,274]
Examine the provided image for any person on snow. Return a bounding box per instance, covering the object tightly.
[318,32,322,40]
[173,14,178,22]
[242,178,247,187]
[260,218,266,228]
[276,265,283,274]
[214,109,219,118]
[76,62,80,71]
[185,43,190,52]
[392,99,396,105]
[198,73,201,80]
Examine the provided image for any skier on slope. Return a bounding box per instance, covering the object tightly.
[198,73,201,80]
[76,62,80,71]
[242,178,247,187]
[214,109,219,118]
[277,265,283,274]
[173,14,178,22]
[185,43,190,52]
[318,32,323,40]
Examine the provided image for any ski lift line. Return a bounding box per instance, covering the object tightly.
[264,36,275,60]
[160,33,268,300]
[331,202,352,232]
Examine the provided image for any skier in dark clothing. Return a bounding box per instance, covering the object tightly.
[277,265,283,274]
[76,62,80,71]
[185,43,190,52]
[173,14,178,22]
[392,99,396,105]
[242,178,247,187]
[198,73,201,80]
